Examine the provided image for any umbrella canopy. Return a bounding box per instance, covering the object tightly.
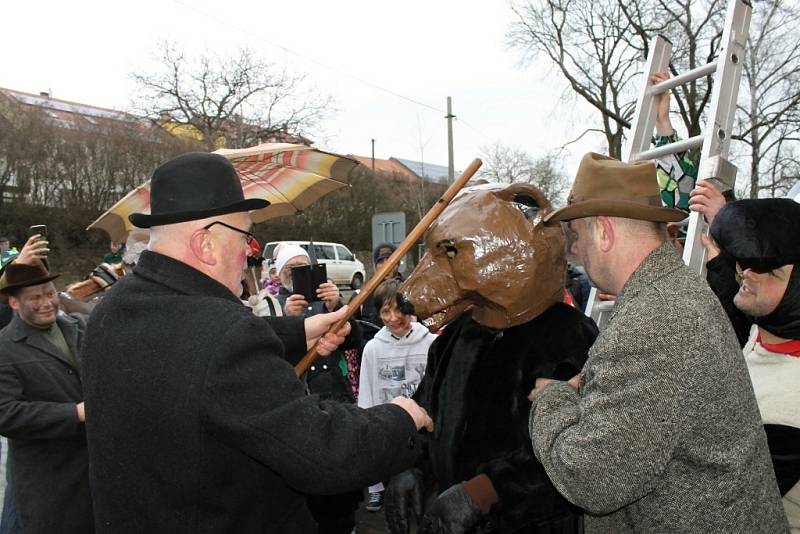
[88,143,361,243]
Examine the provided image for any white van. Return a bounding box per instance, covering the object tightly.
[264,241,366,289]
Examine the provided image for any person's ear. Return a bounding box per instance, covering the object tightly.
[596,216,615,253]
[7,295,20,311]
[189,229,217,266]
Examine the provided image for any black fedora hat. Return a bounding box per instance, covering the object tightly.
[129,152,269,228]
[0,263,59,295]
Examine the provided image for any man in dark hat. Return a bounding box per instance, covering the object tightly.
[705,198,800,530]
[527,153,787,533]
[81,152,433,534]
[0,263,94,534]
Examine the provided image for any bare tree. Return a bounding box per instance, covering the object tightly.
[131,43,330,150]
[479,143,570,204]
[507,0,647,158]
[508,0,800,198]
[734,0,800,197]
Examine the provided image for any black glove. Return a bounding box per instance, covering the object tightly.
[385,468,425,534]
[419,483,482,534]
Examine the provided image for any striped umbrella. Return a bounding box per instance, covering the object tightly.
[88,143,361,243]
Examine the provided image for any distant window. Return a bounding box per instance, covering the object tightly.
[314,244,336,260]
[336,246,354,262]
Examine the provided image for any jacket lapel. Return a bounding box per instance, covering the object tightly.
[7,315,78,370]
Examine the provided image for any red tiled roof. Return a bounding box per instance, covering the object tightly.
[0,87,150,134]
[347,155,420,182]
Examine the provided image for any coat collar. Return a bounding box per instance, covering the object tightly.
[5,313,81,369]
[613,241,685,315]
[133,250,241,304]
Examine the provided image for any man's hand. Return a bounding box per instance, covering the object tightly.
[304,305,351,356]
[528,373,581,402]
[701,234,721,262]
[284,294,310,316]
[390,396,434,432]
[76,402,85,422]
[567,373,582,390]
[16,235,49,266]
[316,281,340,312]
[689,180,726,225]
[528,377,554,402]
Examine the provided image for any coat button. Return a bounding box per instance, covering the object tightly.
[322,364,328,370]
[407,436,415,448]
[310,366,316,371]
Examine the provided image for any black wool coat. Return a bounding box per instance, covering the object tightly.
[413,303,598,533]
[0,313,94,534]
[81,251,421,534]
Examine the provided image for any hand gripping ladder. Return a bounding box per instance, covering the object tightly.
[585,0,752,329]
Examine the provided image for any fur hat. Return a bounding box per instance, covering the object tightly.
[710,198,800,273]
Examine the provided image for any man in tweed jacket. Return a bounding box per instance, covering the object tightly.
[529,153,787,533]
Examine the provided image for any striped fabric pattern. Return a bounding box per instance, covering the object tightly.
[88,143,361,243]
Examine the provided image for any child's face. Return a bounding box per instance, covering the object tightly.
[380,300,412,337]
[269,267,280,283]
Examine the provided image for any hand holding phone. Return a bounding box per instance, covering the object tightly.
[29,225,48,240]
[16,233,50,267]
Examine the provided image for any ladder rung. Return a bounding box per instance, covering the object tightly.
[633,135,704,161]
[596,301,615,312]
[650,61,719,94]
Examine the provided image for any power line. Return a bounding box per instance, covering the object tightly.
[169,0,446,114]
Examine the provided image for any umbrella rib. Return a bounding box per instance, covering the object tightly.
[238,168,303,212]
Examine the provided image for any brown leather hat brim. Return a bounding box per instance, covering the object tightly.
[544,199,688,224]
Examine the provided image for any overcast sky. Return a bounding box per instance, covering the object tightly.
[1,0,606,177]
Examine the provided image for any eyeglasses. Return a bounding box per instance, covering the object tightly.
[202,221,255,245]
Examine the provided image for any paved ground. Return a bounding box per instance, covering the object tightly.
[354,502,390,534]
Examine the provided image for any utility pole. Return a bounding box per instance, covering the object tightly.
[446,96,455,182]
[371,138,376,173]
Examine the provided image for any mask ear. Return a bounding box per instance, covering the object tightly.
[493,183,552,218]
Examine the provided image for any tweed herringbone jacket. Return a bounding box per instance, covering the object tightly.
[530,242,788,534]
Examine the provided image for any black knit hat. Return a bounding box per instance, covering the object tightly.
[129,152,268,228]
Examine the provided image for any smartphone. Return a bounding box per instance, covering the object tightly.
[291,264,327,302]
[29,225,48,240]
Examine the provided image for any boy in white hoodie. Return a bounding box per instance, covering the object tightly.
[357,279,437,511]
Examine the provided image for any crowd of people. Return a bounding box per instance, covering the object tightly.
[0,72,796,534]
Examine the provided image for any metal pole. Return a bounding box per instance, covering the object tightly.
[446,97,455,182]
[371,138,375,173]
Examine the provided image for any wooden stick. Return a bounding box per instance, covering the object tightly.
[295,158,482,376]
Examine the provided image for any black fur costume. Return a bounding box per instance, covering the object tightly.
[405,302,597,533]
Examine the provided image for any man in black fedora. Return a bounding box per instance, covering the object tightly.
[0,263,94,534]
[527,153,786,533]
[81,152,433,534]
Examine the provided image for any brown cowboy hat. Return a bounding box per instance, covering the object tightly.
[544,152,687,224]
[0,263,59,295]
